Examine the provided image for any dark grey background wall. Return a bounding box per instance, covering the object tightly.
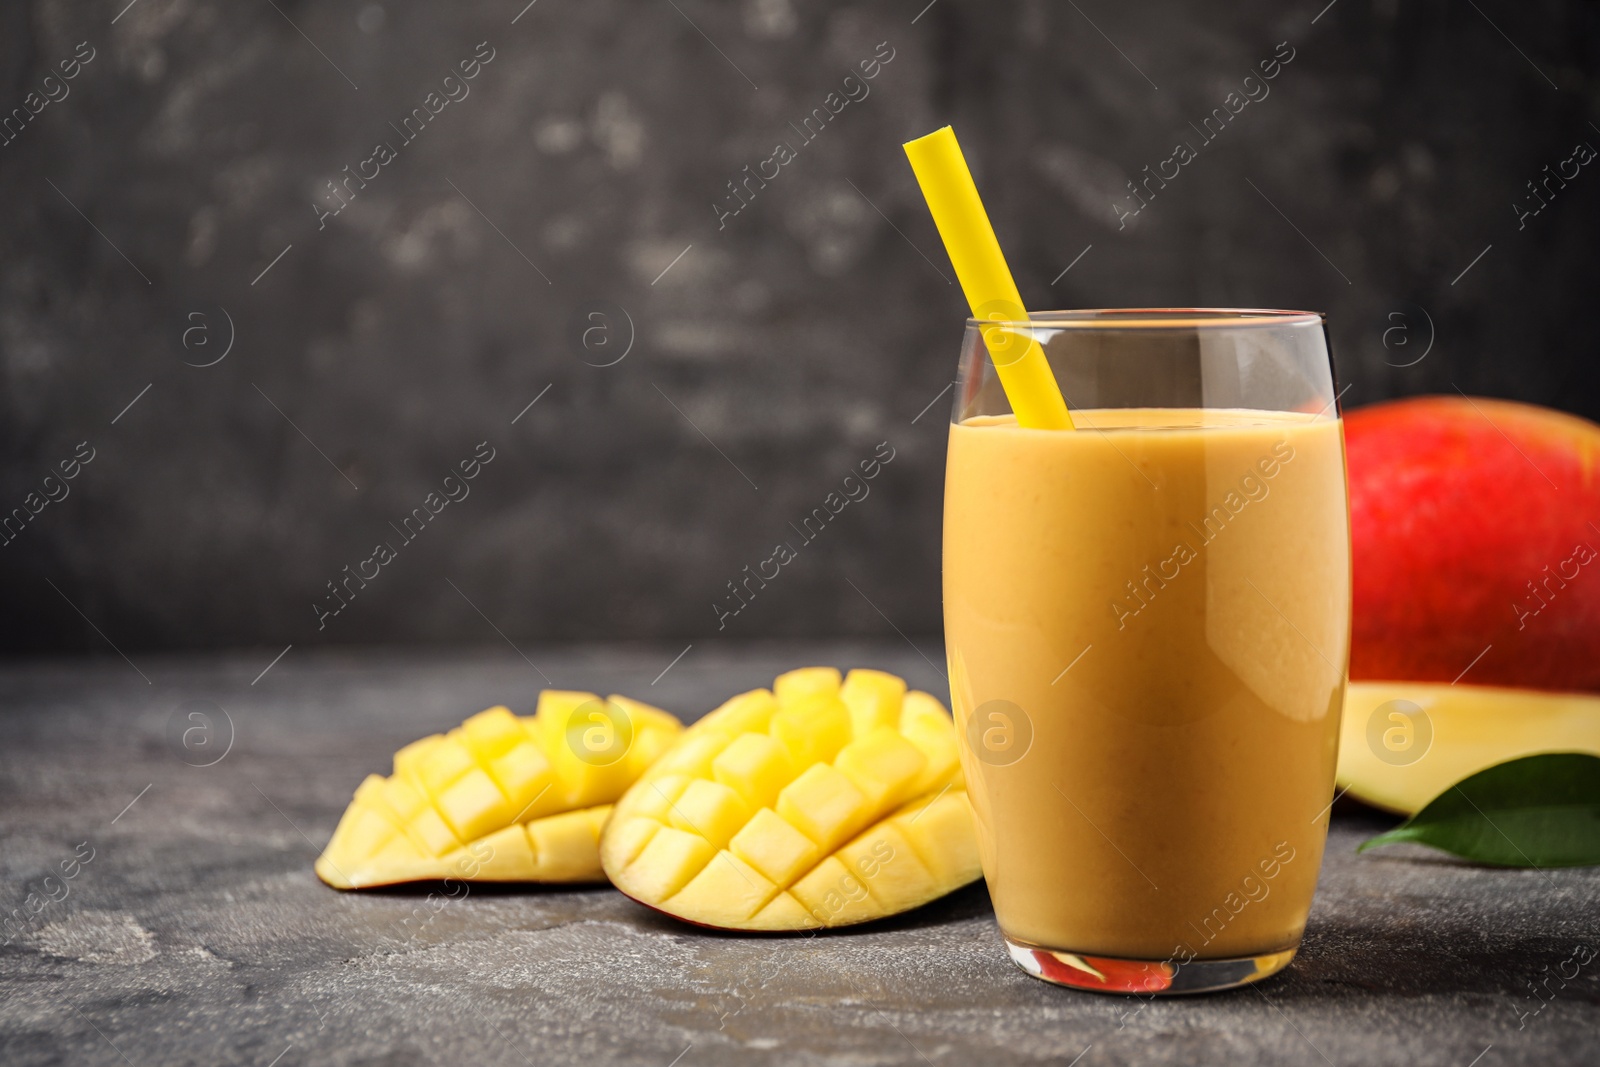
[2,0,1598,656]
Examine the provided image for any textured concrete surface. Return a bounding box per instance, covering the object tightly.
[1,644,1597,1066]
[3,1,1600,653]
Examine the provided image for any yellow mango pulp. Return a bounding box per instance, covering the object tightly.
[1338,681,1600,815]
[317,693,682,889]
[600,668,981,930]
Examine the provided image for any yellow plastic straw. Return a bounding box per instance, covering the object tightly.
[903,126,1073,430]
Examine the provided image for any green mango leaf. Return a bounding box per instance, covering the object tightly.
[1358,752,1600,868]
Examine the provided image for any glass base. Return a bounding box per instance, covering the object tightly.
[1005,936,1297,995]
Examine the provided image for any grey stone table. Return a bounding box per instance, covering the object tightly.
[1,643,1596,1067]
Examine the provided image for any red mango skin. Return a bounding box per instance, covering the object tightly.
[1347,396,1600,692]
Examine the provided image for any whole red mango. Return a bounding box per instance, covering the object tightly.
[1347,396,1600,692]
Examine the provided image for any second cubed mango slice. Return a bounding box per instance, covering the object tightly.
[316,692,682,889]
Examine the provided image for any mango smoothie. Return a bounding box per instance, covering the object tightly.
[945,408,1350,962]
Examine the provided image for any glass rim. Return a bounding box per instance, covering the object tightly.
[964,307,1325,329]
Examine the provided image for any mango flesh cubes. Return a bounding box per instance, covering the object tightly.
[316,692,682,889]
[600,668,982,930]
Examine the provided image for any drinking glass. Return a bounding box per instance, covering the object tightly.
[944,309,1349,994]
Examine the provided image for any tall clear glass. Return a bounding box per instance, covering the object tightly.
[944,309,1350,994]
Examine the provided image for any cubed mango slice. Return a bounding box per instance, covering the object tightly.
[316,693,682,889]
[600,668,981,930]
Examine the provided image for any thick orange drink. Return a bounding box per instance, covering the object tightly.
[945,403,1350,991]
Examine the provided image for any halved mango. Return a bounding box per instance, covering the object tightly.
[317,694,682,888]
[1337,681,1600,815]
[600,668,981,930]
